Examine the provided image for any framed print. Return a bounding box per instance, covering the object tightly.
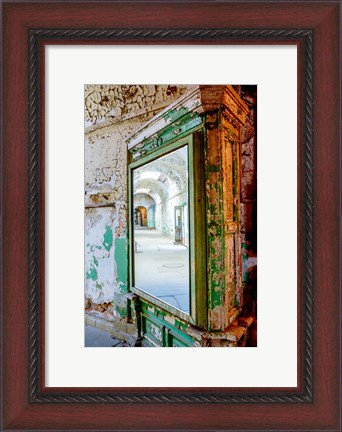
[1,1,340,431]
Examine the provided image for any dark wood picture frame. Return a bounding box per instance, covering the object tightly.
[1,2,340,430]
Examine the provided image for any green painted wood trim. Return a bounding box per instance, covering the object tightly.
[142,307,195,346]
[130,113,202,160]
[189,130,207,329]
[204,126,226,331]
[128,158,134,292]
[131,286,194,324]
[128,133,207,330]
[128,136,195,326]
[129,133,193,170]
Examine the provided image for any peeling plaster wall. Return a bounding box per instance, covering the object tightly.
[85,84,188,125]
[85,207,116,303]
[84,85,189,318]
[238,86,257,317]
[85,124,132,317]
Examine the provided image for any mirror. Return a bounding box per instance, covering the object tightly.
[132,145,190,314]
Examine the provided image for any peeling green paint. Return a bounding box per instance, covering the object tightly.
[175,319,187,331]
[114,303,126,317]
[86,255,99,281]
[162,107,190,123]
[102,225,113,251]
[140,299,195,347]
[88,243,102,252]
[132,112,202,159]
[154,306,166,317]
[114,236,128,291]
[208,165,219,173]
[96,282,103,291]
[86,265,98,281]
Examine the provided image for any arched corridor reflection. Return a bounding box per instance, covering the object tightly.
[132,145,190,313]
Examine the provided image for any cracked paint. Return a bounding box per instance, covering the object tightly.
[102,225,113,251]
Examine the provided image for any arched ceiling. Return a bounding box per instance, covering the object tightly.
[133,146,188,204]
[133,193,156,210]
[134,178,167,204]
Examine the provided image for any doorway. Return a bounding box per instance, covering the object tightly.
[135,206,147,227]
[174,205,184,244]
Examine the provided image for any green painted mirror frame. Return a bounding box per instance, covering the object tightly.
[128,132,207,329]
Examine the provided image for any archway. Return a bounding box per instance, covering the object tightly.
[135,206,147,227]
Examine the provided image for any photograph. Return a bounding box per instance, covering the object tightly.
[84,84,257,347]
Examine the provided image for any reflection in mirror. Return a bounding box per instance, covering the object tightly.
[133,146,190,314]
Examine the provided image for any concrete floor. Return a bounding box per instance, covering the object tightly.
[85,324,128,347]
[134,228,190,313]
